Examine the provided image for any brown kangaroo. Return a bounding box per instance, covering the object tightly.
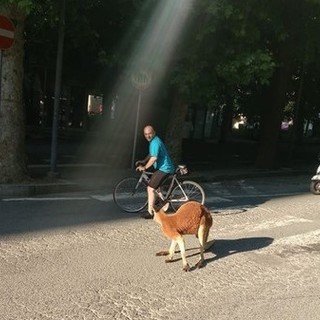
[153,201,213,271]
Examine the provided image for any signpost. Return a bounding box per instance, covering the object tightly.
[131,70,151,168]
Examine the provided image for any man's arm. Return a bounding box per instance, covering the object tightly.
[136,156,157,172]
[143,156,157,170]
[135,155,151,167]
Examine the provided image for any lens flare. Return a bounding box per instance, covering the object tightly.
[82,0,194,170]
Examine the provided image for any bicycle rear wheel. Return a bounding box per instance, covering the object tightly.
[170,180,205,212]
[113,177,148,213]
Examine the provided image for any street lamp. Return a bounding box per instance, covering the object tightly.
[48,0,65,178]
[131,70,151,168]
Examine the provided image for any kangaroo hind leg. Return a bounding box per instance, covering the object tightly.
[195,225,206,269]
[176,236,190,271]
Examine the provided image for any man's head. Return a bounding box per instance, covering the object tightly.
[144,125,156,142]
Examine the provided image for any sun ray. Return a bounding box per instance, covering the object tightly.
[81,0,195,170]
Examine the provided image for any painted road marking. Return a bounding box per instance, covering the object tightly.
[0,190,306,203]
[2,197,90,201]
[91,194,114,202]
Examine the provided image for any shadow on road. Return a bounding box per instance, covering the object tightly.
[0,199,131,236]
[206,237,274,263]
[156,237,274,271]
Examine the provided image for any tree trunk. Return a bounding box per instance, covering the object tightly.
[286,66,305,163]
[0,7,28,182]
[256,0,302,169]
[219,94,233,144]
[165,93,189,165]
[256,62,291,169]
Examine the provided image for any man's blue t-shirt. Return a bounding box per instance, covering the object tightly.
[149,135,175,173]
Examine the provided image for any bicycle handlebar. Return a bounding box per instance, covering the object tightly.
[137,164,188,176]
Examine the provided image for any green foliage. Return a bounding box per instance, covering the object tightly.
[24,1,145,87]
[0,0,34,13]
[168,0,320,125]
[170,0,278,105]
[216,50,275,86]
[19,0,320,123]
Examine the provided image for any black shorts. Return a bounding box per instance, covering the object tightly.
[148,170,170,189]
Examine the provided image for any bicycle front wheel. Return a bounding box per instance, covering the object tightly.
[170,180,205,212]
[113,177,148,213]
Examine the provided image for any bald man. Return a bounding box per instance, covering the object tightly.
[136,125,175,219]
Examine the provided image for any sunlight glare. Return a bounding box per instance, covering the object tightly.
[82,0,195,169]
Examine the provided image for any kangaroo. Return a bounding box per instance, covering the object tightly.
[153,201,213,271]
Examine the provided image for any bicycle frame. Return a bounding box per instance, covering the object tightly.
[129,171,151,196]
[137,170,188,203]
[113,164,204,213]
[162,175,189,203]
[138,171,152,186]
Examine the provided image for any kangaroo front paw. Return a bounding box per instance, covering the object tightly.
[182,263,191,272]
[156,250,169,256]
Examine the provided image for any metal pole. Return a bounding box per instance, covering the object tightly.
[48,0,65,177]
[131,90,142,169]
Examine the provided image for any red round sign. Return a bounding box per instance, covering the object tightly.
[0,15,15,49]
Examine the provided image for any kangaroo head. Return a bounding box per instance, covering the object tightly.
[151,207,165,224]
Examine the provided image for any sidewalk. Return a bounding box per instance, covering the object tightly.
[0,130,317,198]
[0,161,315,198]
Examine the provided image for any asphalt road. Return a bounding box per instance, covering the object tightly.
[1,175,320,320]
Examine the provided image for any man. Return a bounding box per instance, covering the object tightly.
[136,125,175,219]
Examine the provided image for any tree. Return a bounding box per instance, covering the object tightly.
[0,0,144,181]
[2,0,320,178]
[0,0,32,182]
[165,0,276,162]
[165,0,320,168]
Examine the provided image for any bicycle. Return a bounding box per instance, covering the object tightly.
[113,164,205,213]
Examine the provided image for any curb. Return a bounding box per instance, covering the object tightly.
[190,168,312,183]
[0,180,79,198]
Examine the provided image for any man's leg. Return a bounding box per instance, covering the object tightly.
[143,170,169,219]
[147,185,156,215]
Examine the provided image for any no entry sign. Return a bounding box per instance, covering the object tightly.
[0,16,15,49]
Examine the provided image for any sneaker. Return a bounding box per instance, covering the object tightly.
[141,212,154,219]
[154,199,169,212]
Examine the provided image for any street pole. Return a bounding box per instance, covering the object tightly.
[131,71,151,169]
[48,0,65,178]
[131,90,142,169]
